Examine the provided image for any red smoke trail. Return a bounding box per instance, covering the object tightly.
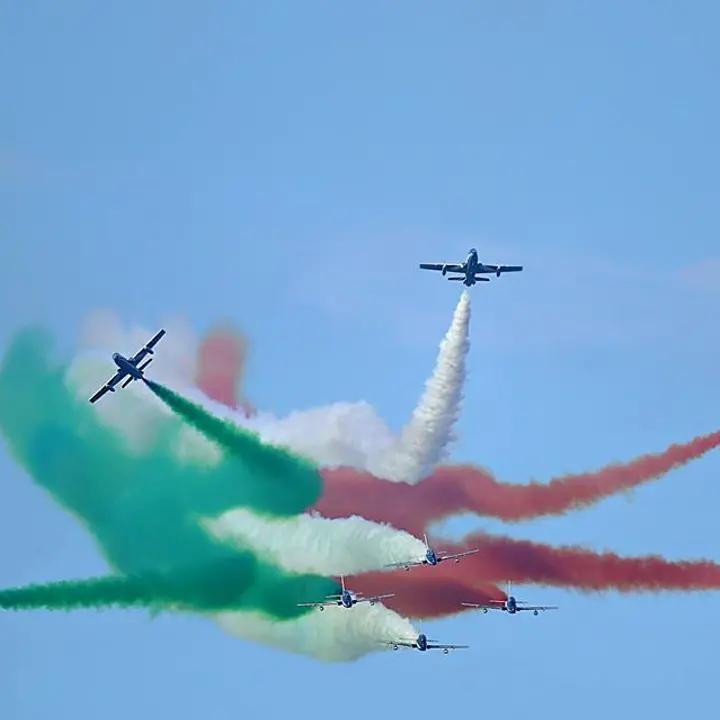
[194,327,720,618]
[347,568,506,619]
[195,326,256,418]
[347,535,720,619]
[454,533,720,592]
[318,431,720,533]
[193,328,720,524]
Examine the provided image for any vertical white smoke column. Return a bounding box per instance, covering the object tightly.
[370,291,471,483]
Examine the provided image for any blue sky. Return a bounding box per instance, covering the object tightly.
[2,1,720,717]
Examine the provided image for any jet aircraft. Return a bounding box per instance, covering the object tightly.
[383,633,469,655]
[88,329,166,404]
[296,575,394,611]
[461,582,558,616]
[419,247,523,286]
[384,534,479,571]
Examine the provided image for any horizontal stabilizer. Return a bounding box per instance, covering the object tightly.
[473,276,491,281]
[447,276,464,281]
[137,358,153,372]
[121,375,134,389]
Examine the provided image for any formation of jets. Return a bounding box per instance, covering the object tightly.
[87,251,537,655]
[298,539,558,655]
[419,247,523,287]
[296,255,539,655]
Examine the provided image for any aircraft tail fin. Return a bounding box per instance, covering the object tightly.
[423,532,429,549]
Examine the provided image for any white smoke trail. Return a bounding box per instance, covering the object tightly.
[368,291,471,482]
[203,291,471,480]
[216,603,419,663]
[205,511,426,574]
[242,403,395,468]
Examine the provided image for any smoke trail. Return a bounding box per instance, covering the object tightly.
[347,531,720,621]
[453,533,720,592]
[0,557,336,618]
[195,327,242,408]
[206,510,427,575]
[217,603,420,663]
[0,329,338,620]
[348,568,505,620]
[195,325,256,418]
[0,327,423,660]
[317,429,720,535]
[191,296,471,482]
[245,403,395,469]
[145,380,323,516]
[194,318,720,525]
[366,291,471,482]
[192,329,396,470]
[381,532,720,598]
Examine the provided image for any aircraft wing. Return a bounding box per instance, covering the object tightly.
[476,264,524,274]
[382,639,417,650]
[356,593,395,605]
[130,329,166,365]
[419,263,465,273]
[460,600,504,610]
[88,370,126,404]
[297,595,341,609]
[427,643,469,651]
[384,558,424,569]
[517,605,558,612]
[439,548,480,562]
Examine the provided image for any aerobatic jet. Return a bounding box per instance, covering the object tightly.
[88,329,166,404]
[419,247,523,286]
[461,582,559,616]
[383,633,469,655]
[384,534,479,571]
[296,575,394,611]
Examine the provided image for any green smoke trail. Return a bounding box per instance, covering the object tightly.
[145,379,322,512]
[0,556,333,618]
[0,328,339,617]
